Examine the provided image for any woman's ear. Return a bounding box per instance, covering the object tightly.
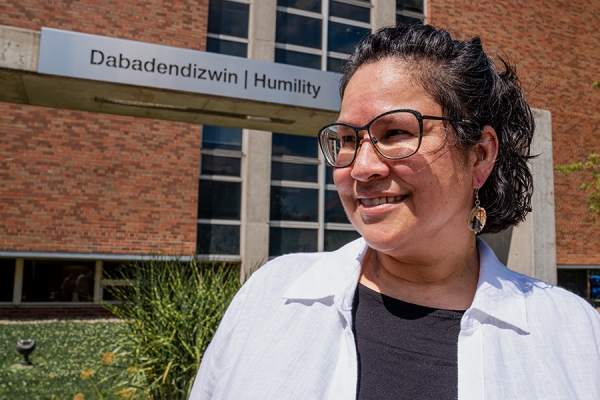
[472,125,498,188]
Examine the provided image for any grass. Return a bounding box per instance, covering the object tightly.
[0,320,125,400]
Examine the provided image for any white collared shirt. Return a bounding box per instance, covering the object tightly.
[190,238,600,399]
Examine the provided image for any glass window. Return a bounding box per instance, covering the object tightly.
[269,227,318,256]
[330,1,370,23]
[272,133,318,158]
[197,224,241,254]
[328,22,370,54]
[397,0,423,13]
[198,180,241,220]
[324,230,360,251]
[102,261,133,279]
[202,126,243,150]
[326,166,335,184]
[276,12,323,49]
[591,270,600,300]
[397,14,423,25]
[278,0,321,12]
[0,259,15,302]
[202,155,241,176]
[22,260,95,302]
[324,190,349,223]
[270,186,319,221]
[327,57,346,73]
[206,37,248,58]
[557,269,588,298]
[208,0,250,38]
[271,161,318,182]
[275,49,322,69]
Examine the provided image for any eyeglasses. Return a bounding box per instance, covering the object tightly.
[318,109,473,168]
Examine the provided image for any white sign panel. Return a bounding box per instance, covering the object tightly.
[38,28,342,111]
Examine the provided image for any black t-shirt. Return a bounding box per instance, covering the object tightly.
[352,283,465,400]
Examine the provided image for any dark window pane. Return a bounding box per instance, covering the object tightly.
[327,57,346,73]
[202,155,241,176]
[270,186,319,221]
[198,180,241,219]
[206,37,248,57]
[330,1,370,23]
[397,0,423,13]
[325,190,350,223]
[103,285,134,301]
[396,14,423,25]
[208,0,249,38]
[0,259,15,302]
[272,133,318,158]
[275,48,322,69]
[269,227,318,256]
[202,126,243,150]
[557,269,588,298]
[102,261,133,279]
[276,12,322,49]
[324,230,360,251]
[278,0,321,12]
[22,260,95,302]
[271,161,318,182]
[590,269,600,300]
[197,224,240,254]
[328,22,370,54]
[326,166,335,184]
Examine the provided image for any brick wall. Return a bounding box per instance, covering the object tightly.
[0,305,115,320]
[0,0,208,50]
[429,0,600,265]
[0,103,200,255]
[0,0,208,256]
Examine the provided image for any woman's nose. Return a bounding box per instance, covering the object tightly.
[350,137,390,181]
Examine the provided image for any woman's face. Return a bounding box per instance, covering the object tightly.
[334,59,475,261]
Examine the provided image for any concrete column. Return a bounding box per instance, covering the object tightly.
[372,0,397,30]
[506,109,557,284]
[240,0,276,279]
[483,109,556,284]
[240,130,272,279]
[248,0,277,62]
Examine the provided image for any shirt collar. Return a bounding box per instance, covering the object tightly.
[283,237,534,333]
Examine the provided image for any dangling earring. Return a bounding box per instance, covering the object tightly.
[468,189,487,234]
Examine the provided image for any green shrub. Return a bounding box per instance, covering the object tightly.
[102,259,241,399]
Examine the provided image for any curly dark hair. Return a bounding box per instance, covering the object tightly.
[340,24,534,234]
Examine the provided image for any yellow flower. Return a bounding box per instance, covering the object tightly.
[102,351,116,365]
[80,369,94,380]
[73,394,85,400]
[115,388,133,399]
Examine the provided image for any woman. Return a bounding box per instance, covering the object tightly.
[191,24,600,399]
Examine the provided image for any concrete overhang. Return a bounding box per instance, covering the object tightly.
[0,25,338,136]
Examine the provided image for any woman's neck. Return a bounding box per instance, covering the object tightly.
[359,239,480,310]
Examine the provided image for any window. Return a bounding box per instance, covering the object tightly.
[558,268,600,307]
[197,126,243,256]
[207,0,250,57]
[269,133,359,257]
[275,0,372,72]
[0,258,15,302]
[396,0,425,25]
[21,260,96,302]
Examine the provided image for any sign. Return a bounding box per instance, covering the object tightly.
[38,28,342,111]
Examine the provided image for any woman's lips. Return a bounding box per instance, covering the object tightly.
[358,194,408,206]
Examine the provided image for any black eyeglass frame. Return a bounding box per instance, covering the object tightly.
[318,108,474,168]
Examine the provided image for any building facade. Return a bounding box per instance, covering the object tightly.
[0,0,598,317]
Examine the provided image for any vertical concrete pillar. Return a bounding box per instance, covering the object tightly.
[240,130,272,279]
[372,0,396,30]
[501,109,557,284]
[240,0,276,279]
